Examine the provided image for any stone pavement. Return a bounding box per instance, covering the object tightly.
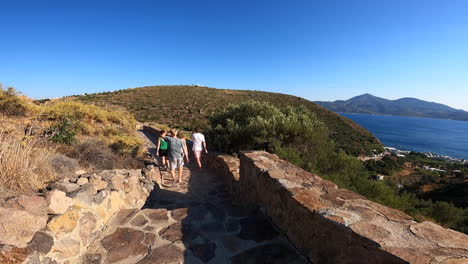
[83,131,309,263]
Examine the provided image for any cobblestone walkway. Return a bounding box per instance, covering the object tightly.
[85,130,308,263]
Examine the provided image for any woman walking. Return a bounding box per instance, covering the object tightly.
[156,130,169,170]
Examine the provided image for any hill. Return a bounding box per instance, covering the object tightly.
[1,86,144,200]
[75,85,383,155]
[315,94,468,121]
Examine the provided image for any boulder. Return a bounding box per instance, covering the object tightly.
[0,208,48,248]
[46,190,74,215]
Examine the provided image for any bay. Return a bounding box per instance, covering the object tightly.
[341,113,468,160]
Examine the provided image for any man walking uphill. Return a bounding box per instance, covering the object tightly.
[191,128,208,169]
[164,129,188,185]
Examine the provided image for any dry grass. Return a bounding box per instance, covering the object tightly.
[0,133,57,199]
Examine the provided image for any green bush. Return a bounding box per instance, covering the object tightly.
[208,101,336,171]
[48,117,78,144]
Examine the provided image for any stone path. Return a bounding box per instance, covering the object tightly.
[84,130,308,263]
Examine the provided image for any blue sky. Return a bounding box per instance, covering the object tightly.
[1,0,468,110]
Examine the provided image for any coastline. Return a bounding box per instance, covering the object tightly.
[384,146,468,164]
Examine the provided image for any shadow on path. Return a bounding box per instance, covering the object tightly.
[141,130,309,263]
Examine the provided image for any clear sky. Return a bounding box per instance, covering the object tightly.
[1,0,467,110]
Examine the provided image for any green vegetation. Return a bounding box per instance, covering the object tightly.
[75,85,383,156]
[207,101,468,234]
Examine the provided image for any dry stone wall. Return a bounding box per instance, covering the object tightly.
[0,166,160,264]
[204,151,468,264]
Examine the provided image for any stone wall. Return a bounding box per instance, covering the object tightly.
[205,151,468,264]
[0,166,160,264]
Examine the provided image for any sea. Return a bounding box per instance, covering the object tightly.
[341,113,468,160]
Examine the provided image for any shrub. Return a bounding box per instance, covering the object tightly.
[0,133,57,198]
[110,135,143,156]
[47,116,78,144]
[66,139,118,170]
[207,101,334,171]
[0,86,29,116]
[50,154,79,174]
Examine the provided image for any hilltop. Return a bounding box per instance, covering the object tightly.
[75,85,383,155]
[315,94,468,121]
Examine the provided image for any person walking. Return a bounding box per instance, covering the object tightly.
[164,129,188,185]
[191,128,208,168]
[177,132,189,163]
[156,130,169,170]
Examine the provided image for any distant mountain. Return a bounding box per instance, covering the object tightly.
[315,94,468,121]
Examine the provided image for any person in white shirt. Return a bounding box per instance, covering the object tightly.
[191,128,208,168]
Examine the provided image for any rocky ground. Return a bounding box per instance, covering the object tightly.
[83,131,309,263]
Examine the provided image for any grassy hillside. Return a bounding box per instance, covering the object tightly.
[1,86,144,200]
[76,85,383,155]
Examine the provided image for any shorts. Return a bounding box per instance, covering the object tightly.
[194,150,202,159]
[159,148,168,157]
[169,157,184,169]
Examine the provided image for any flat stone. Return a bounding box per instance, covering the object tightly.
[17,195,48,216]
[47,207,81,236]
[220,235,244,254]
[225,219,240,233]
[201,222,225,233]
[0,208,48,248]
[77,177,89,185]
[109,174,125,190]
[159,222,198,243]
[142,208,168,222]
[79,212,97,245]
[27,232,54,254]
[137,243,184,264]
[26,252,40,264]
[159,223,184,242]
[75,170,87,175]
[237,212,279,242]
[90,178,108,191]
[94,190,108,204]
[131,214,149,227]
[171,208,189,221]
[46,190,74,214]
[410,221,468,250]
[143,226,155,231]
[113,209,139,225]
[41,257,59,264]
[51,237,81,259]
[142,233,156,246]
[189,242,217,262]
[81,254,102,264]
[230,244,308,264]
[101,228,147,263]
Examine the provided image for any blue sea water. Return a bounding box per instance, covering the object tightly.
[341,113,468,160]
